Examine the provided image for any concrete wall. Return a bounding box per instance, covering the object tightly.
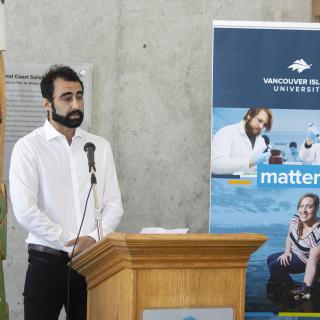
[3,1,312,319]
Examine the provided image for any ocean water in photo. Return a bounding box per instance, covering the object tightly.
[210,178,320,319]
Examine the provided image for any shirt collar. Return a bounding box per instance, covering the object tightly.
[43,120,84,141]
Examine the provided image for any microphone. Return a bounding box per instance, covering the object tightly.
[84,142,96,172]
[84,142,102,239]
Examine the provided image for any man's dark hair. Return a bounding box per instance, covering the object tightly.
[40,65,84,101]
[289,141,297,148]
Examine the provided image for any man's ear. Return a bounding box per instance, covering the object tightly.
[42,98,52,112]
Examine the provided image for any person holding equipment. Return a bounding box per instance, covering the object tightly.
[211,107,273,175]
[9,65,123,320]
[299,123,320,164]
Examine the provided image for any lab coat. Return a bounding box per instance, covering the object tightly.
[299,143,320,164]
[211,120,267,174]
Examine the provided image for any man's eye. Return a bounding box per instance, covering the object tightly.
[76,95,83,100]
[63,96,73,102]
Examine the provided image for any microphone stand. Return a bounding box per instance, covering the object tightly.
[90,168,103,241]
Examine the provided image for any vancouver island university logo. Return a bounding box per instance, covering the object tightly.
[262,57,320,93]
[288,58,312,73]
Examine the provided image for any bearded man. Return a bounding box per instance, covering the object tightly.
[9,65,123,320]
[211,107,273,174]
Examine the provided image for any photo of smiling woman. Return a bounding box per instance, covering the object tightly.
[267,193,320,302]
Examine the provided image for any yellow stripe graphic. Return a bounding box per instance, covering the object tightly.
[279,312,320,317]
[228,180,252,185]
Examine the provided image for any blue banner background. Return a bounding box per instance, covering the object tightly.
[213,28,320,109]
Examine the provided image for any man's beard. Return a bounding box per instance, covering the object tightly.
[51,103,84,128]
[245,120,261,137]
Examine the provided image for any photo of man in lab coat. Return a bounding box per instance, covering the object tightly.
[211,107,273,175]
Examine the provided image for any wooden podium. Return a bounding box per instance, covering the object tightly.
[72,232,267,320]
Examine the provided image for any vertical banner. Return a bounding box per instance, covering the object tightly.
[210,21,320,319]
[0,2,9,319]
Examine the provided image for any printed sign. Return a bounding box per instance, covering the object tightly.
[142,307,233,320]
[210,21,320,319]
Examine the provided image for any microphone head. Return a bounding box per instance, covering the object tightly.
[84,142,96,173]
[84,142,96,152]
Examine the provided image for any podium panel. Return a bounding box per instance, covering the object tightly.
[72,233,267,320]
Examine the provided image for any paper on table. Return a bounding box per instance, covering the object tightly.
[140,227,189,234]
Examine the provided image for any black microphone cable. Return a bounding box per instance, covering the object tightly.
[66,183,93,320]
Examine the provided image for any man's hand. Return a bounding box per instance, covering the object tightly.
[306,123,319,145]
[65,236,96,258]
[249,150,270,168]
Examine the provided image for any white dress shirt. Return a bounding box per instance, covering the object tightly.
[9,120,123,252]
[211,120,267,174]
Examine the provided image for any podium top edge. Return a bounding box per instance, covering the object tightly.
[71,232,268,275]
[107,232,268,242]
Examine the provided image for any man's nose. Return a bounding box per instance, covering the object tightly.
[71,97,81,110]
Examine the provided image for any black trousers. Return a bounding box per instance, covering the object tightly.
[24,248,87,320]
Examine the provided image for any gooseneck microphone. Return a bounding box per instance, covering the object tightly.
[83,141,102,240]
[84,142,96,172]
[67,142,98,320]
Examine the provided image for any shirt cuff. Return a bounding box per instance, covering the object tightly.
[59,229,77,248]
[88,229,99,242]
[88,228,113,242]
